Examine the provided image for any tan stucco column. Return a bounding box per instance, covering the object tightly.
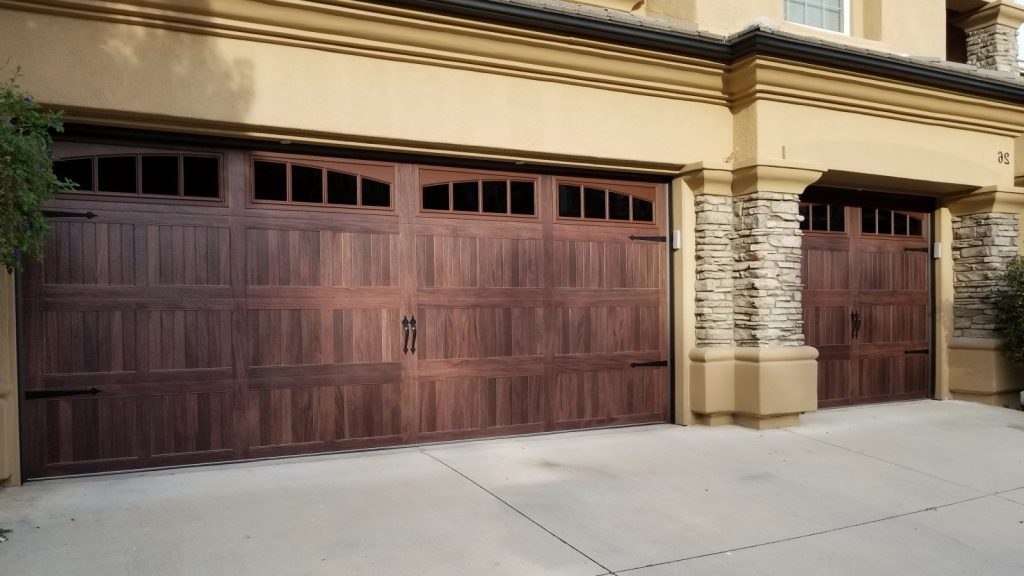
[955,0,1024,74]
[943,187,1024,409]
[685,160,824,429]
[0,271,20,486]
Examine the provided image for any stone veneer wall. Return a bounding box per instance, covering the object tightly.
[952,212,1020,338]
[966,24,1020,73]
[732,192,805,347]
[694,195,734,347]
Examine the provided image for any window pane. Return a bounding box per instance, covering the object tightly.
[291,165,323,203]
[894,213,908,235]
[482,180,508,214]
[609,192,630,220]
[861,208,876,234]
[811,204,828,231]
[141,156,179,196]
[327,171,357,205]
[786,0,843,31]
[558,184,581,218]
[253,161,287,201]
[824,9,841,32]
[806,5,823,28]
[452,181,479,212]
[98,156,137,194]
[829,204,845,232]
[183,156,220,198]
[878,208,893,235]
[632,198,654,222]
[362,178,391,207]
[423,184,450,211]
[909,216,923,236]
[510,181,535,215]
[54,158,93,191]
[584,187,606,219]
[786,1,805,24]
[799,204,810,230]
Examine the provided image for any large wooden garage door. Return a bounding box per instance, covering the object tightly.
[20,145,668,478]
[800,192,932,408]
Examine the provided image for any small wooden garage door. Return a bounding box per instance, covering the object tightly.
[800,191,932,408]
[20,145,668,478]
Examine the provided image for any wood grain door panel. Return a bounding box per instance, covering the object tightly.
[802,201,931,408]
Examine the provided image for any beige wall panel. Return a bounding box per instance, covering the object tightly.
[754,102,1015,188]
[1,9,731,166]
[649,0,945,59]
[0,272,18,486]
[872,1,946,58]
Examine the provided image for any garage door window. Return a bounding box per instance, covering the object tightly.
[421,179,536,216]
[799,203,845,232]
[862,207,924,236]
[558,183,655,223]
[54,154,222,199]
[252,159,392,208]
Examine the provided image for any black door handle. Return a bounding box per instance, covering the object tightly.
[851,311,862,340]
[402,316,410,354]
[410,316,417,354]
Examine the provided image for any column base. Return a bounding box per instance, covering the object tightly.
[948,338,1024,410]
[733,413,802,430]
[690,346,819,429]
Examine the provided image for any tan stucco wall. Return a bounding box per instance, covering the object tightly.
[0,7,733,173]
[749,101,1017,188]
[0,273,19,486]
[671,176,697,425]
[935,207,956,401]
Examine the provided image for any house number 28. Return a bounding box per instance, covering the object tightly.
[998,151,1011,165]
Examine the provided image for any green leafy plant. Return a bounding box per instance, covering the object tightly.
[0,72,72,273]
[996,255,1024,366]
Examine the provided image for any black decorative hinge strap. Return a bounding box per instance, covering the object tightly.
[628,235,667,242]
[630,360,668,368]
[25,388,100,399]
[42,210,98,219]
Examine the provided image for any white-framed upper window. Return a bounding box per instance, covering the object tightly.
[784,0,848,34]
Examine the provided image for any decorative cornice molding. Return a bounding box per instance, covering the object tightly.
[954,0,1024,32]
[679,162,734,196]
[731,160,826,197]
[728,56,1024,136]
[944,186,1024,215]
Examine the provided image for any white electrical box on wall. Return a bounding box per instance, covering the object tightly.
[672,230,681,251]
[933,242,942,259]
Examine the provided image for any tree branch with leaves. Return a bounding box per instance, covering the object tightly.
[0,72,73,273]
[996,255,1024,366]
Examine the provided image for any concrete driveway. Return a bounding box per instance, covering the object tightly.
[1,400,1023,575]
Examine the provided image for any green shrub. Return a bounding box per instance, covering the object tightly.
[0,72,73,273]
[996,255,1024,366]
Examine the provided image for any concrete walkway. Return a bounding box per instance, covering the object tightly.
[1,400,1023,575]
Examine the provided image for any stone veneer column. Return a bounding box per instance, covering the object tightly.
[686,162,823,430]
[957,1,1024,74]
[952,212,1020,338]
[946,188,1024,409]
[732,191,805,347]
[694,194,734,347]
[966,24,1019,73]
